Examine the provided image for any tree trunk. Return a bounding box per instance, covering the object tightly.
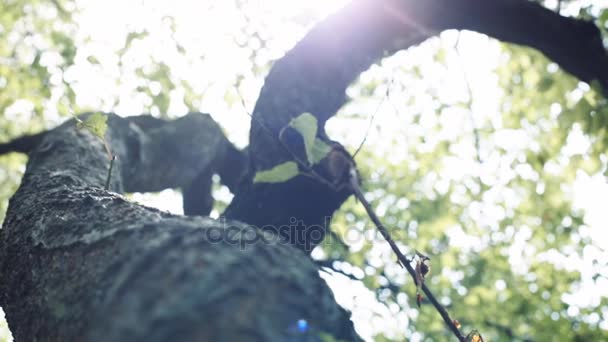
[0,114,360,341]
[1,0,606,341]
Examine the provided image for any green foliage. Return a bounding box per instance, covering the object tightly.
[323,15,608,340]
[253,161,299,184]
[310,138,332,165]
[284,112,332,165]
[1,1,608,342]
[287,112,319,164]
[254,112,333,184]
[0,0,78,219]
[74,112,108,141]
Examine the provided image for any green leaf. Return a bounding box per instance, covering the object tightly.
[86,55,100,64]
[583,88,598,107]
[288,113,318,165]
[310,138,331,164]
[253,161,299,184]
[76,112,108,140]
[537,77,554,92]
[120,31,149,55]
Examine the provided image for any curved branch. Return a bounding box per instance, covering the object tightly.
[249,0,608,170]
[0,113,360,341]
[238,0,607,338]
[237,0,608,247]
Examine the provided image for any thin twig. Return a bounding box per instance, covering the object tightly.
[104,155,116,190]
[102,139,113,161]
[235,86,471,341]
[349,178,467,341]
[316,259,360,281]
[454,33,482,165]
[353,77,392,159]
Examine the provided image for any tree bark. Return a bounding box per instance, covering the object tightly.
[0,114,360,341]
[1,0,606,341]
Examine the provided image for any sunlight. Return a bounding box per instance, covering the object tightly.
[2,0,608,341]
[71,2,608,337]
[70,0,349,147]
[0,308,12,342]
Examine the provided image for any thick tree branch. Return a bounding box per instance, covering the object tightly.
[231,0,607,253]
[249,0,607,171]
[2,0,606,340]
[231,0,607,338]
[0,114,359,341]
[0,131,47,155]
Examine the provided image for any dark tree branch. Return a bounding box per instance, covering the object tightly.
[2,0,607,340]
[0,113,360,341]
[227,0,607,255]
[432,0,608,89]
[316,259,361,282]
[351,183,467,341]
[118,113,237,193]
[230,0,607,333]
[0,131,47,155]
[249,0,608,171]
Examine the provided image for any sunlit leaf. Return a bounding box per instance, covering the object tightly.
[310,138,332,164]
[288,113,318,165]
[76,112,108,140]
[253,161,299,184]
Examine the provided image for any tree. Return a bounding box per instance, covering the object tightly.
[1,0,607,341]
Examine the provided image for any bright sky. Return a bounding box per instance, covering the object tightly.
[70,0,350,147]
[2,0,608,341]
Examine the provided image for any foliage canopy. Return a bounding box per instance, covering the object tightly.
[1,0,607,341]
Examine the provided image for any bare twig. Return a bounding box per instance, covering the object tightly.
[235,86,472,342]
[353,77,393,159]
[104,155,116,190]
[316,259,361,281]
[454,33,482,165]
[348,175,467,341]
[102,139,113,161]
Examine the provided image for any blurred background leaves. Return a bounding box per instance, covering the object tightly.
[1,0,608,341]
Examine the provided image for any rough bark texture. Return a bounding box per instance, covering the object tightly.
[0,114,360,341]
[1,0,607,341]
